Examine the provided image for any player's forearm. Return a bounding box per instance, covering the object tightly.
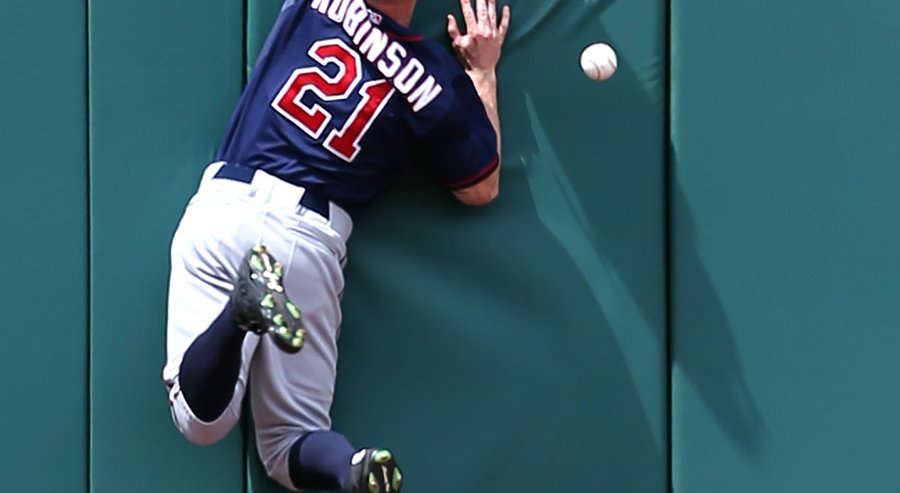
[451,69,501,206]
[468,69,502,162]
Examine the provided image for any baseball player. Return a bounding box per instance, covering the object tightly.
[162,0,510,491]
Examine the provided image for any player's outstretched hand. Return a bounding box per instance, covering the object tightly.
[447,0,510,75]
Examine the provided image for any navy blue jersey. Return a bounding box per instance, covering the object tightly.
[216,0,498,214]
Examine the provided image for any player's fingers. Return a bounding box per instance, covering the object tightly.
[488,0,497,29]
[454,39,472,60]
[498,5,511,42]
[460,0,476,30]
[447,14,461,41]
[476,0,488,27]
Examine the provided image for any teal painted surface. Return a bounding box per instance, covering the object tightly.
[0,3,88,492]
[89,1,247,491]
[7,1,897,492]
[247,0,282,75]
[247,1,668,492]
[671,1,900,491]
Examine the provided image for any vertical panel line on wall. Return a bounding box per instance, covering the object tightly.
[84,0,93,491]
[663,0,674,490]
[240,6,249,493]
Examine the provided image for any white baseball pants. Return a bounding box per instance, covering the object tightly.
[162,162,352,490]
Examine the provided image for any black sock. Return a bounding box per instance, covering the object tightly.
[178,302,246,422]
[289,430,356,491]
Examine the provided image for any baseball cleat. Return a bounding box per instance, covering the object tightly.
[347,448,403,493]
[231,245,305,353]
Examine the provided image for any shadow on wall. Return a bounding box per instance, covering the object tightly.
[496,0,769,465]
[669,176,769,461]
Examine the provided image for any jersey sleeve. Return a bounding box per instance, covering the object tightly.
[420,74,499,191]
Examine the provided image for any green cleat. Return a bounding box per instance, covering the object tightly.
[230,245,306,354]
[348,448,403,493]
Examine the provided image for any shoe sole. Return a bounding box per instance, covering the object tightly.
[367,449,402,493]
[247,245,305,354]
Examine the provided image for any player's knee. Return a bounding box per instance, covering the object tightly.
[176,420,231,446]
[168,387,239,446]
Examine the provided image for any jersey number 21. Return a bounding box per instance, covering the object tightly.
[272,38,394,163]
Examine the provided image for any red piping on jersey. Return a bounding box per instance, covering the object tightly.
[444,154,500,190]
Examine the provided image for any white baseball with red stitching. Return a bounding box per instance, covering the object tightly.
[580,42,618,81]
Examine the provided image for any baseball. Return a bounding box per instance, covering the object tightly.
[580,42,618,81]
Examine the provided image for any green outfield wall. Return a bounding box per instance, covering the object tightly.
[670,1,900,491]
[87,1,247,492]
[0,3,88,492]
[1,0,897,492]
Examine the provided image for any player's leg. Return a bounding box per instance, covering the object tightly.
[248,211,402,493]
[290,435,403,493]
[176,244,306,425]
[162,166,267,445]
